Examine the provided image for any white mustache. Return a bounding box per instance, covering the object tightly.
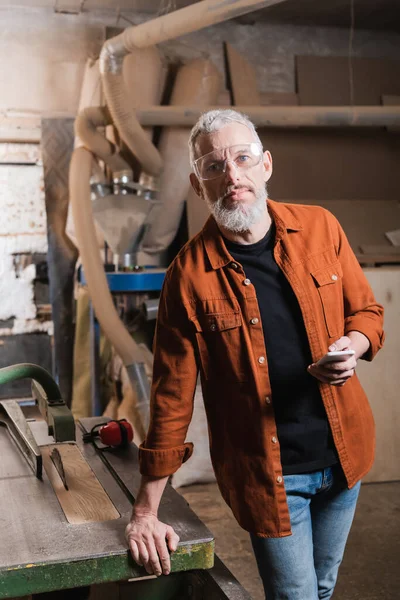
[222,185,254,200]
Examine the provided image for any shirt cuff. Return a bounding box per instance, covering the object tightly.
[138,442,194,477]
[345,317,385,361]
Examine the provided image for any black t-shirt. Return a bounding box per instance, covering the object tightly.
[224,226,338,475]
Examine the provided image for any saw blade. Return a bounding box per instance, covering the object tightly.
[50,447,69,490]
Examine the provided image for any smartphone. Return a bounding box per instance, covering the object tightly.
[316,349,355,366]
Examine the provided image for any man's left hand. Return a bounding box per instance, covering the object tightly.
[308,335,357,387]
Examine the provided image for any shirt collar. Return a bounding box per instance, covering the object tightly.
[201,199,303,270]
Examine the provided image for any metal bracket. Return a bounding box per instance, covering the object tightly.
[32,381,76,442]
[0,400,42,478]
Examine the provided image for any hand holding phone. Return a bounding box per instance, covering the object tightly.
[316,349,355,367]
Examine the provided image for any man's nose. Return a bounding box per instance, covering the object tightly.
[224,160,239,182]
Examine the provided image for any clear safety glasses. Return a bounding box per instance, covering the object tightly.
[193,142,263,181]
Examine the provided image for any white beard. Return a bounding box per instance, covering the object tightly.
[206,185,268,232]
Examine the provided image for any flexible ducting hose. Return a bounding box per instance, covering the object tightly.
[69,147,143,366]
[100,67,163,177]
[0,363,62,401]
[137,58,221,266]
[75,106,132,179]
[69,147,149,434]
[99,0,282,177]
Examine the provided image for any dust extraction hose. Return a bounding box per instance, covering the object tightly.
[75,106,132,179]
[69,147,150,434]
[0,363,62,401]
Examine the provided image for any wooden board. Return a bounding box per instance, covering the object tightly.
[41,117,78,408]
[260,129,400,202]
[224,42,260,106]
[0,112,41,143]
[297,56,400,106]
[360,245,400,255]
[217,91,298,106]
[284,200,400,252]
[186,186,210,238]
[0,143,40,164]
[382,94,400,133]
[385,228,400,246]
[357,268,400,483]
[42,442,120,524]
[261,92,298,106]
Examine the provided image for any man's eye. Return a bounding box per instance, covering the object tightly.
[206,162,223,172]
[236,154,250,163]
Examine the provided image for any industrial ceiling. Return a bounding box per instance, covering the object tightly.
[1,0,400,32]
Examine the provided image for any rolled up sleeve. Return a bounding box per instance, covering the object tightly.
[139,442,194,477]
[138,265,198,477]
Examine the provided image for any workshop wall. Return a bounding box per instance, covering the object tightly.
[1,5,400,397]
[2,7,400,113]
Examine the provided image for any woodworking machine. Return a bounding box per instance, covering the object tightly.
[0,363,251,599]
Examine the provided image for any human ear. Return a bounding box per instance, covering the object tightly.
[189,172,203,198]
[262,150,273,183]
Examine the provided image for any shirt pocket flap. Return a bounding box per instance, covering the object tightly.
[191,311,242,333]
[311,261,343,287]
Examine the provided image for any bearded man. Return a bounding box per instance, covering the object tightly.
[125,109,384,600]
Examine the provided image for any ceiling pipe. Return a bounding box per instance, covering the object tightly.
[99,0,288,180]
[132,105,400,128]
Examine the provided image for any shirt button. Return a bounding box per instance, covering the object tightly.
[331,274,338,281]
[210,324,216,331]
[276,476,283,484]
[231,262,239,269]
[265,396,271,404]
[250,317,259,325]
[271,436,277,443]
[243,278,251,286]
[258,356,266,364]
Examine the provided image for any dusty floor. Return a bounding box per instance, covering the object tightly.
[179,480,400,600]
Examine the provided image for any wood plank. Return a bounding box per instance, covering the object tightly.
[385,228,400,246]
[41,442,120,524]
[186,185,210,238]
[382,94,400,132]
[41,118,78,408]
[360,245,400,255]
[356,254,400,266]
[382,95,400,105]
[358,268,400,482]
[261,92,298,106]
[0,112,41,143]
[297,56,400,106]
[0,143,41,164]
[224,42,260,106]
[261,128,400,202]
[217,91,298,106]
[285,200,400,252]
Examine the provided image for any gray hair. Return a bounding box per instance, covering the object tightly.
[188,109,262,166]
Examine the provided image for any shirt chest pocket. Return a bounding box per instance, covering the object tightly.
[310,261,344,338]
[190,311,249,382]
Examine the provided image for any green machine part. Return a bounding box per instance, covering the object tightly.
[0,363,75,442]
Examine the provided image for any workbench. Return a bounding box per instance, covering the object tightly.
[1,415,235,599]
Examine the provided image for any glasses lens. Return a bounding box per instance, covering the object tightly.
[195,143,262,180]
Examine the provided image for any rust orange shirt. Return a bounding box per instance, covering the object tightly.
[139,200,384,538]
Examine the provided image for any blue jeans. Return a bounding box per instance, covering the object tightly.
[250,465,361,600]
